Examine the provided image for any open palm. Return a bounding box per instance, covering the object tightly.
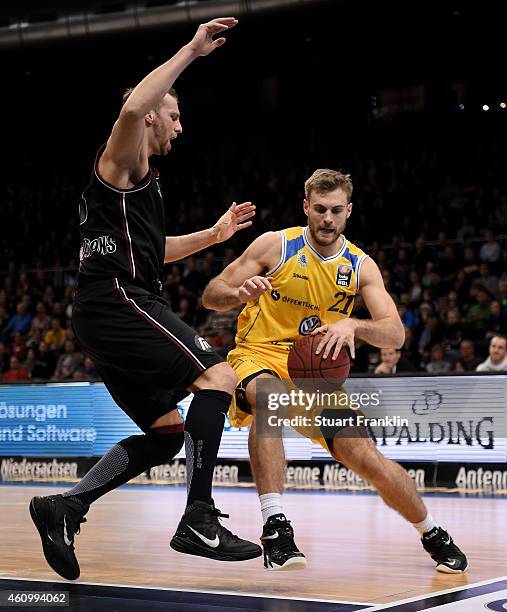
[213,202,255,242]
[188,17,238,57]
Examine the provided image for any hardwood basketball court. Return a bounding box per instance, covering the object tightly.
[1,484,506,610]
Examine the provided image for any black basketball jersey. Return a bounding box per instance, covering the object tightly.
[78,145,165,292]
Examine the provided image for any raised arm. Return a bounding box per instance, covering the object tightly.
[202,232,281,311]
[99,17,238,186]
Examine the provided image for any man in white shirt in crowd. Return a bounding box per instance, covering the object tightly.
[476,336,507,372]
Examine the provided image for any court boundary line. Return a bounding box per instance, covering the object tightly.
[0,575,375,606]
[365,574,507,610]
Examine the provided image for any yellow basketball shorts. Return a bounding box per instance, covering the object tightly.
[227,345,289,429]
[227,345,361,452]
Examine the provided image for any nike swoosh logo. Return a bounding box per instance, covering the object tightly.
[443,537,451,546]
[446,559,457,566]
[63,516,72,547]
[187,525,220,548]
[262,532,279,540]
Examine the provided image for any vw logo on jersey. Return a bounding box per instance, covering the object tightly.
[194,336,213,352]
[299,315,321,335]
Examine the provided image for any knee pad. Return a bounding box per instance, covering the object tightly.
[235,370,278,415]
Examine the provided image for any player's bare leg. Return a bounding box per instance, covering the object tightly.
[331,435,425,521]
[245,374,307,570]
[247,374,286,495]
[331,434,468,573]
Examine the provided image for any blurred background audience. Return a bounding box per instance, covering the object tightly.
[2,139,505,380]
[1,0,506,380]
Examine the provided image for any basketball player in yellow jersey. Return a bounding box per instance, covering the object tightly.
[202,169,468,573]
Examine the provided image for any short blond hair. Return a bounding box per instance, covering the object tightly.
[304,169,353,202]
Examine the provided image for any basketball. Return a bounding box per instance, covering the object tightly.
[287,335,351,391]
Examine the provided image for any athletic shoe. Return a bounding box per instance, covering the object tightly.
[421,526,468,573]
[261,514,307,571]
[170,500,262,561]
[29,494,89,580]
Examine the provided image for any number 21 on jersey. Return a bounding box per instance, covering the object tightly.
[328,291,354,315]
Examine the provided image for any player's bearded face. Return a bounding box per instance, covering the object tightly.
[305,188,351,247]
[153,118,168,155]
[152,95,181,156]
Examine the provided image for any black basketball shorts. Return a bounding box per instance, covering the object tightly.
[72,277,223,432]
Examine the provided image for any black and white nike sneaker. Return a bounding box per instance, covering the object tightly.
[170,500,262,561]
[421,526,468,573]
[261,514,307,571]
[29,495,89,580]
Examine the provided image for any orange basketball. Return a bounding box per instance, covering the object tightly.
[288,335,350,391]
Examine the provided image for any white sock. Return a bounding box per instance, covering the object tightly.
[259,493,283,524]
[413,513,438,536]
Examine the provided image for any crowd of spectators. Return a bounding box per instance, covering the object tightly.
[1,134,507,381]
[0,272,100,382]
[352,231,507,374]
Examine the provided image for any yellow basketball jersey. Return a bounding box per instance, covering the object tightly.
[235,226,368,356]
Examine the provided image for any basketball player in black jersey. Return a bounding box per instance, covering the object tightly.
[29,17,262,580]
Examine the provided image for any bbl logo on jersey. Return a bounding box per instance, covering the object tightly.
[155,179,162,198]
[336,264,352,287]
[297,252,308,268]
[271,290,281,301]
[299,315,321,335]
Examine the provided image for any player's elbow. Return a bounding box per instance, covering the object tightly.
[393,337,404,350]
[201,286,219,311]
[201,286,211,308]
[201,293,213,310]
[392,323,405,349]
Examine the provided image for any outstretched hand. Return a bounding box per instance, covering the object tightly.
[212,201,255,243]
[187,17,238,57]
